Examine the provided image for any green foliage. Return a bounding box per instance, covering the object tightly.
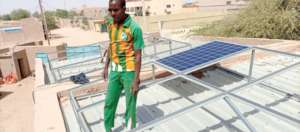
[56,9,79,19]
[45,11,58,30]
[32,11,40,18]
[68,11,78,19]
[0,14,12,20]
[194,0,300,40]
[0,9,30,20]
[56,9,69,18]
[10,9,31,20]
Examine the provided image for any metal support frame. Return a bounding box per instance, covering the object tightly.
[52,56,101,69]
[49,37,191,83]
[73,74,180,114]
[153,41,158,58]
[77,99,105,113]
[129,45,300,131]
[254,46,300,58]
[69,91,91,132]
[151,64,156,80]
[248,49,255,82]
[217,65,300,102]
[143,45,189,59]
[224,96,257,132]
[65,38,300,132]
[130,60,300,131]
[168,40,173,55]
[45,61,57,84]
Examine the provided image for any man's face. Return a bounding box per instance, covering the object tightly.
[108,1,125,24]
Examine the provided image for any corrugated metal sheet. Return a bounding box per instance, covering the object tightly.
[61,53,300,132]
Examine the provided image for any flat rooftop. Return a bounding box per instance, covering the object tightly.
[61,52,300,132]
[34,36,300,132]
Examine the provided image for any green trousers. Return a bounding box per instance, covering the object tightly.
[104,71,137,132]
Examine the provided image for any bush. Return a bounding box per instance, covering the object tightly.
[45,11,58,30]
[0,9,30,21]
[10,9,31,20]
[194,0,300,40]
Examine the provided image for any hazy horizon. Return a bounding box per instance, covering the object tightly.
[0,0,194,15]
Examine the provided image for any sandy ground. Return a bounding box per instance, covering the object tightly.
[47,27,109,46]
[0,27,107,132]
[0,77,34,132]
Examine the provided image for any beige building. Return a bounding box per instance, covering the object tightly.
[126,0,184,16]
[76,5,108,19]
[195,0,250,11]
[0,18,45,47]
[0,44,65,81]
[89,19,108,32]
[0,48,31,80]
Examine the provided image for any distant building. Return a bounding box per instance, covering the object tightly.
[0,18,44,47]
[195,0,250,11]
[126,0,184,16]
[181,2,200,13]
[69,5,108,30]
[89,19,108,33]
[75,5,108,19]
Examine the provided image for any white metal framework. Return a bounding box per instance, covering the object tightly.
[64,36,300,132]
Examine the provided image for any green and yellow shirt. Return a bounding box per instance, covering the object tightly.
[107,15,144,72]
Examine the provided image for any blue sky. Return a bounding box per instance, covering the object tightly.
[0,0,194,15]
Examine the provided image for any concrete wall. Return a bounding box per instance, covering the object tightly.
[196,0,249,11]
[13,49,31,79]
[20,44,66,72]
[35,58,45,86]
[0,44,65,80]
[126,0,184,16]
[0,49,30,80]
[79,7,108,19]
[0,18,45,47]
[133,11,227,32]
[0,57,14,78]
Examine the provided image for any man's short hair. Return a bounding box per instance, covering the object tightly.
[109,0,126,8]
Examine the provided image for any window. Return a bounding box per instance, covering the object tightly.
[135,7,143,16]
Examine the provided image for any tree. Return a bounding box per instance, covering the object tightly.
[10,9,31,20]
[56,9,69,18]
[45,11,58,30]
[0,14,11,20]
[32,11,40,18]
[68,10,78,19]
[194,0,300,40]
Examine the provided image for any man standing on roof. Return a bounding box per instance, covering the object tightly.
[102,0,144,131]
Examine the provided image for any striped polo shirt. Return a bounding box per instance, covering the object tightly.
[107,15,144,72]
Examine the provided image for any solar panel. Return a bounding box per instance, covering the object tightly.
[158,41,249,72]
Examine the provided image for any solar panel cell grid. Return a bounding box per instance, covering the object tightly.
[158,41,249,71]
